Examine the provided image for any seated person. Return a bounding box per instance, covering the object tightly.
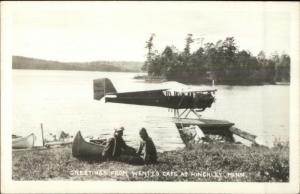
[137,128,157,164]
[102,127,143,165]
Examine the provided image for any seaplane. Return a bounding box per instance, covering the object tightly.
[93,78,258,146]
[93,78,216,119]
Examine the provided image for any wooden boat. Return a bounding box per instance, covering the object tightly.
[175,118,257,145]
[72,131,104,159]
[12,134,22,139]
[12,133,36,149]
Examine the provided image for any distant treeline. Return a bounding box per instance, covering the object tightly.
[143,34,290,85]
[13,56,143,72]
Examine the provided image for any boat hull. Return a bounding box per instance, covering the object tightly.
[12,133,36,149]
[175,118,257,145]
[175,118,235,145]
[72,131,104,160]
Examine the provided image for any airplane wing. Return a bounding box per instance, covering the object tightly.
[161,81,217,93]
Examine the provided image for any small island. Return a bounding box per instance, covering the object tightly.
[140,34,290,85]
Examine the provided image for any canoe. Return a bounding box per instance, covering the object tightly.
[72,131,104,159]
[89,139,107,146]
[12,133,36,149]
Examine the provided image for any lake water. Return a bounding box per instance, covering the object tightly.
[12,70,289,151]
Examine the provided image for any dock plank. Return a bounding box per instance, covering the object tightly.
[229,127,257,143]
[174,118,234,128]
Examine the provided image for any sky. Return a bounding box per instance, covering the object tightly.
[8,1,296,62]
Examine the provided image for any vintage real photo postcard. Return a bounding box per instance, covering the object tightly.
[1,1,299,193]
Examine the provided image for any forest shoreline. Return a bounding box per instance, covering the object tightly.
[133,75,290,86]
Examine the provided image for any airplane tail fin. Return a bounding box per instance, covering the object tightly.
[93,78,117,100]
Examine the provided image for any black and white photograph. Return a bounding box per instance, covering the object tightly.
[1,1,299,193]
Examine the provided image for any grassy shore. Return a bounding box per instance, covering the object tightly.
[12,143,289,182]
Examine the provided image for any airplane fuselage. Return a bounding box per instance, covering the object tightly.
[105,89,215,109]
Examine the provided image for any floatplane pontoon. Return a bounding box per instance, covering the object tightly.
[93,78,257,146]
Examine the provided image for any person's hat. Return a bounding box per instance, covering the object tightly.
[115,127,125,132]
[139,127,148,136]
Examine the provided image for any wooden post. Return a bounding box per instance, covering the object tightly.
[41,123,45,147]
